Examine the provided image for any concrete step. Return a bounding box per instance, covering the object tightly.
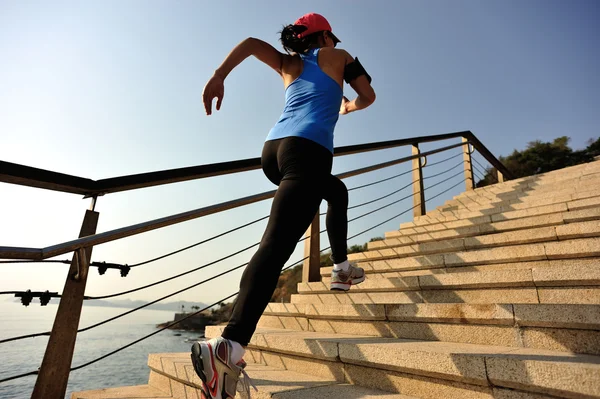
[265,303,600,330]
[439,186,600,213]
[404,195,600,230]
[426,189,600,223]
[302,265,600,294]
[332,252,600,282]
[385,208,600,242]
[258,303,600,355]
[468,162,600,189]
[456,175,600,202]
[251,349,565,399]
[322,258,600,279]
[370,221,600,258]
[71,385,172,398]
[453,174,600,203]
[241,348,498,399]
[394,207,600,240]
[205,327,600,399]
[295,263,600,305]
[464,176,599,199]
[291,286,600,306]
[350,236,600,267]
[455,165,600,198]
[449,177,600,210]
[146,352,411,399]
[435,188,600,221]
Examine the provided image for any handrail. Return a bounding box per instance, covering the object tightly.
[0,141,468,260]
[0,130,512,197]
[465,132,511,177]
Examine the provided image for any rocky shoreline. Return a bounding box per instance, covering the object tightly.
[157,302,233,332]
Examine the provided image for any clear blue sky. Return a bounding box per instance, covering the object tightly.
[1,0,598,306]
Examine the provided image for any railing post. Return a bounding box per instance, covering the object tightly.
[462,137,475,191]
[412,144,426,217]
[497,170,505,183]
[302,212,321,282]
[31,205,99,399]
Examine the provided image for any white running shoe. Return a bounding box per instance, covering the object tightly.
[191,337,256,399]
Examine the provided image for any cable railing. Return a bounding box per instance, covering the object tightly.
[0,130,512,397]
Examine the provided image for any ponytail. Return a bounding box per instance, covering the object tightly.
[279,24,321,54]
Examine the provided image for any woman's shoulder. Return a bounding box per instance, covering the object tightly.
[319,47,353,64]
[281,53,302,76]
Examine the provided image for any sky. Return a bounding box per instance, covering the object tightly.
[1,0,599,310]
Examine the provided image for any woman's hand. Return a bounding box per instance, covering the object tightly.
[339,96,350,115]
[202,73,225,115]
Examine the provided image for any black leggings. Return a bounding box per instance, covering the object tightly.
[221,137,349,346]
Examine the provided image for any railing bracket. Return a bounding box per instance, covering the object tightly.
[91,261,130,277]
[14,290,59,306]
[72,248,88,281]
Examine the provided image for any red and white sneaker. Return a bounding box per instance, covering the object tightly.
[191,337,256,399]
[330,263,365,291]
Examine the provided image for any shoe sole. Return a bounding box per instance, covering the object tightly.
[330,275,366,291]
[191,342,212,398]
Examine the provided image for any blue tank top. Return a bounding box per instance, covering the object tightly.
[265,48,343,153]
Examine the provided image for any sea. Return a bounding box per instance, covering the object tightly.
[0,301,203,398]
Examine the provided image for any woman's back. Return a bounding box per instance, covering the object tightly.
[267,48,346,152]
[281,47,348,90]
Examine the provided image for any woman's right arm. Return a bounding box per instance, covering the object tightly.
[339,51,376,115]
[203,38,287,115]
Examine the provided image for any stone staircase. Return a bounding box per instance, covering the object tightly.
[72,160,600,399]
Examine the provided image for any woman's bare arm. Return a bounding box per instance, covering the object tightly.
[203,38,286,115]
[338,50,376,114]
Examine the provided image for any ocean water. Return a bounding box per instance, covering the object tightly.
[0,301,203,398]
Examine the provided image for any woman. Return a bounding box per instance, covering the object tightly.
[191,13,376,399]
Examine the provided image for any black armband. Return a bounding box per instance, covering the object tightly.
[344,57,372,84]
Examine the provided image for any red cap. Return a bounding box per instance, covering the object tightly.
[294,13,341,43]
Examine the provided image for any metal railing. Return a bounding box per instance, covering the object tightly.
[0,130,511,398]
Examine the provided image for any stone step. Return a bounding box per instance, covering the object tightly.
[432,190,600,225]
[251,348,563,399]
[467,162,600,188]
[404,195,600,230]
[456,175,600,202]
[322,258,600,279]
[302,265,600,294]
[71,385,173,398]
[258,303,600,355]
[341,246,600,279]
[242,348,497,399]
[295,264,600,305]
[265,303,600,330]
[455,167,600,198]
[447,179,600,212]
[462,171,600,193]
[351,236,600,267]
[468,169,596,194]
[320,257,600,279]
[426,189,600,223]
[204,327,600,398]
[439,187,600,214]
[449,178,600,204]
[145,352,411,399]
[385,208,600,241]
[291,287,600,306]
[370,221,600,257]
[395,207,600,240]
